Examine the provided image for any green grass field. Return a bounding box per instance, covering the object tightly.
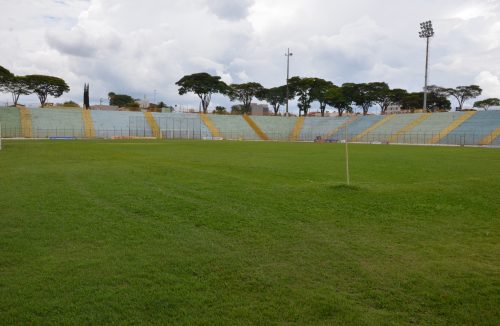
[1,140,499,325]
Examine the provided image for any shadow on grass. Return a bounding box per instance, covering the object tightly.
[328,184,362,192]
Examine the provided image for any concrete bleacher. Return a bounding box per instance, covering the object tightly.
[2,108,500,146]
[299,116,350,141]
[250,116,297,140]
[331,115,384,141]
[0,107,22,137]
[364,113,425,143]
[439,111,500,145]
[91,110,152,138]
[395,112,465,144]
[152,112,212,139]
[492,135,500,146]
[30,108,85,138]
[209,115,259,140]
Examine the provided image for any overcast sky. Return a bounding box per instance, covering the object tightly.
[1,0,499,112]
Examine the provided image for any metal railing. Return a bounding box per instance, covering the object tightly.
[1,126,499,146]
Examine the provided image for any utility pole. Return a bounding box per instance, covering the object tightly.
[285,48,293,117]
[419,21,435,112]
[153,89,157,104]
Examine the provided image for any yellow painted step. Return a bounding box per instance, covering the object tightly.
[351,115,396,142]
[82,109,95,138]
[19,107,32,138]
[290,116,305,141]
[479,126,500,145]
[428,111,476,144]
[200,114,221,138]
[387,113,431,143]
[243,114,269,140]
[323,115,358,139]
[144,111,161,138]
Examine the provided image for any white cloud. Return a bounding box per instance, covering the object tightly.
[0,0,499,111]
[475,71,500,98]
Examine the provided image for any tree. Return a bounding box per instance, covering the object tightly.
[108,93,135,107]
[83,83,90,109]
[310,78,334,117]
[370,82,391,113]
[428,85,482,110]
[228,82,264,114]
[404,90,450,112]
[427,92,451,112]
[260,86,287,115]
[324,85,353,117]
[473,98,500,111]
[0,65,13,84]
[1,76,32,106]
[400,93,422,112]
[390,88,409,107]
[288,77,316,116]
[176,72,227,114]
[342,83,376,116]
[25,75,70,107]
[214,106,227,114]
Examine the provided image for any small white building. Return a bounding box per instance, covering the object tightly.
[385,105,402,114]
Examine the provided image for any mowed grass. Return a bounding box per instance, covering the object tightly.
[0,140,499,325]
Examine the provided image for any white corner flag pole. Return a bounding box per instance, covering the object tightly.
[345,119,350,186]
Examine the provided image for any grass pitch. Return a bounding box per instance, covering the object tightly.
[1,140,499,325]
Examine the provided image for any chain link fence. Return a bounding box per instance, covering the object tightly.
[1,120,498,146]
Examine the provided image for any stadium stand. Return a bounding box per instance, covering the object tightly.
[144,112,161,138]
[290,117,305,141]
[250,116,297,141]
[299,116,350,141]
[243,115,269,140]
[393,112,465,144]
[328,114,383,141]
[330,115,385,142]
[153,113,212,139]
[491,134,500,146]
[480,125,500,145]
[82,109,95,138]
[429,111,475,144]
[0,107,22,137]
[2,108,499,146]
[387,113,430,143]
[440,111,500,145]
[91,110,151,138]
[361,114,426,143]
[208,115,259,140]
[29,108,84,138]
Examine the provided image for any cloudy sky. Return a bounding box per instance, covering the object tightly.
[1,0,499,112]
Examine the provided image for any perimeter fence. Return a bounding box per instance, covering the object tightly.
[1,117,499,146]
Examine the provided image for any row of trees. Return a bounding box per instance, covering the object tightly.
[0,65,70,107]
[176,72,492,116]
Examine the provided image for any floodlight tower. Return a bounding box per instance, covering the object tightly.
[285,48,293,117]
[419,20,435,111]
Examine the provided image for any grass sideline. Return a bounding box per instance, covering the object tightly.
[1,140,499,324]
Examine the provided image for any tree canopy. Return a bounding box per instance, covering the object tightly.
[176,73,227,113]
[473,98,500,111]
[428,85,482,110]
[108,93,135,107]
[0,65,13,80]
[288,77,316,116]
[25,75,70,107]
[228,82,264,114]
[260,86,287,115]
[309,78,334,117]
[1,76,32,106]
[324,85,353,117]
[342,83,376,115]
